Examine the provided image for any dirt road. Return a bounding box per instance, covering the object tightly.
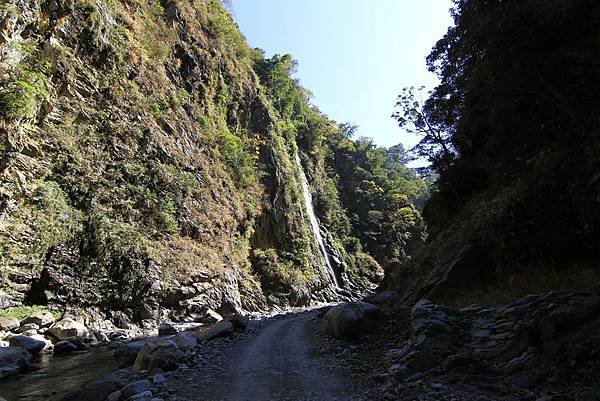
[172,309,370,401]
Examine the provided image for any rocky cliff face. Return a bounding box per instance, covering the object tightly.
[0,0,376,326]
[374,292,600,400]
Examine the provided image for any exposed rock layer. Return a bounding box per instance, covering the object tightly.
[381,292,600,400]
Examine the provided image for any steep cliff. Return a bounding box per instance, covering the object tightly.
[0,0,425,326]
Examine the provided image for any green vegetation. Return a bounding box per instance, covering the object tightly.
[173,87,191,108]
[251,51,428,271]
[0,305,60,321]
[0,70,50,119]
[218,126,256,188]
[80,215,151,308]
[252,248,311,291]
[392,0,600,296]
[0,0,426,313]
[207,0,250,59]
[31,181,84,258]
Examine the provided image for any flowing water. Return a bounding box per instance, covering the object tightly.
[0,347,120,401]
[295,154,340,289]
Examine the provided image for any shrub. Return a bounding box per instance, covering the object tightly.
[218,126,256,187]
[207,1,250,59]
[32,181,83,256]
[346,252,384,288]
[80,215,150,308]
[173,87,191,108]
[252,248,309,290]
[342,236,362,254]
[0,70,50,119]
[156,198,180,234]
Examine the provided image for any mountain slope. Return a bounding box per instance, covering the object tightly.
[0,0,425,325]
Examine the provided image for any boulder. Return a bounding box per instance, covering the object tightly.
[115,340,150,363]
[8,335,46,355]
[0,317,20,332]
[198,308,223,324]
[22,311,55,327]
[196,320,234,341]
[218,301,249,330]
[54,341,79,355]
[95,331,109,342]
[173,331,197,351]
[228,311,249,330]
[64,337,87,350]
[48,318,89,340]
[152,373,166,384]
[28,334,53,352]
[17,323,39,333]
[384,292,600,400]
[106,391,121,401]
[133,340,179,372]
[0,347,31,378]
[158,323,177,336]
[121,379,151,398]
[322,302,384,339]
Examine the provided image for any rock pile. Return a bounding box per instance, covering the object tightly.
[0,311,110,378]
[60,309,250,401]
[381,292,600,400]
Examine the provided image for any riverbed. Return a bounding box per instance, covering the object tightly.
[0,347,120,401]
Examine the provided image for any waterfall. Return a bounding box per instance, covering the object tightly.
[295,154,341,289]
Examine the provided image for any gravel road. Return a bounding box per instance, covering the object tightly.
[170,309,371,401]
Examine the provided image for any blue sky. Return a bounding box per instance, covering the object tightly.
[231,0,454,149]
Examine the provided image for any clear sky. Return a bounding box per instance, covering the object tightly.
[231,0,454,149]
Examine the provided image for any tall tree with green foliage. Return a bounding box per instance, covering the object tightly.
[401,0,600,270]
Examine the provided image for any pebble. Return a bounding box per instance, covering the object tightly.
[152,373,166,384]
[129,390,153,400]
[107,391,122,401]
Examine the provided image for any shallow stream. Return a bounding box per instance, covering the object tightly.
[0,347,120,401]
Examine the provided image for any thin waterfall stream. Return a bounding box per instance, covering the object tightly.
[295,154,341,289]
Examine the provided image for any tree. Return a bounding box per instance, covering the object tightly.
[339,122,359,138]
[392,86,455,173]
[386,143,412,165]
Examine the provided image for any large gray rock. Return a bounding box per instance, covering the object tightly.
[196,320,234,341]
[133,340,179,372]
[0,347,31,378]
[0,317,19,332]
[22,311,55,327]
[322,302,384,339]
[8,335,46,356]
[384,292,600,400]
[129,390,153,400]
[173,331,197,351]
[48,318,89,340]
[29,334,53,352]
[54,341,79,355]
[158,323,177,335]
[218,300,249,330]
[115,340,151,363]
